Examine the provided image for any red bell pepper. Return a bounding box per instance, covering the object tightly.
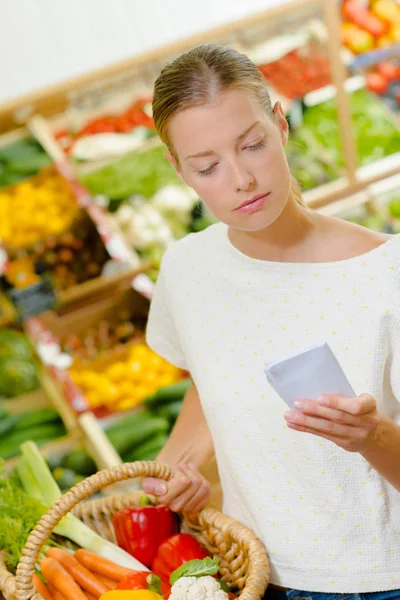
[151,534,211,584]
[112,498,179,568]
[116,571,172,599]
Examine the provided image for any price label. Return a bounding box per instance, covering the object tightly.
[7,276,57,321]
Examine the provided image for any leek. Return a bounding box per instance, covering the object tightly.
[18,441,148,571]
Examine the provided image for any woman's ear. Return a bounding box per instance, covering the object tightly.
[273,102,289,146]
[166,151,185,182]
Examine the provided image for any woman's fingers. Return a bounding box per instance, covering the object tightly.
[142,462,210,513]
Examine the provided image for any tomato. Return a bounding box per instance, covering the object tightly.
[376,62,399,82]
[366,71,388,95]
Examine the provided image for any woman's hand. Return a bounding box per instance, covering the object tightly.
[142,462,211,514]
[284,393,381,452]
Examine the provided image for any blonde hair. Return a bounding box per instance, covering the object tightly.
[153,44,304,206]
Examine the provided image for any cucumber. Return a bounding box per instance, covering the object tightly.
[144,379,191,408]
[107,414,169,457]
[123,433,169,462]
[13,409,61,431]
[154,399,183,423]
[0,423,66,459]
[105,409,151,435]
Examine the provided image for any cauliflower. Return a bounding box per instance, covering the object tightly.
[169,576,229,600]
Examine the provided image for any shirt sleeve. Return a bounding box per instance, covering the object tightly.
[146,259,188,370]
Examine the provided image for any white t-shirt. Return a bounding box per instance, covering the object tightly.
[146,222,400,593]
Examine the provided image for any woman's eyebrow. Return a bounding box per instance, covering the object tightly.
[184,121,261,161]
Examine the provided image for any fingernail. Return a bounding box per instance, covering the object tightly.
[284,411,296,421]
[294,399,306,410]
[317,396,328,406]
[153,482,167,495]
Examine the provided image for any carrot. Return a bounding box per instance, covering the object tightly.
[49,584,92,600]
[33,573,54,600]
[96,575,116,590]
[46,549,109,599]
[40,558,87,600]
[48,584,67,600]
[74,550,132,582]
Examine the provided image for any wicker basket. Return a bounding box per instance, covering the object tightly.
[0,462,270,600]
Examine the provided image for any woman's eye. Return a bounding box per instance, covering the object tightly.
[245,140,266,151]
[198,164,217,176]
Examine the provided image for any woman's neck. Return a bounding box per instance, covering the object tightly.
[228,196,318,262]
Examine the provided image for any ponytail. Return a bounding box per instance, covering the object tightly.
[290,174,305,207]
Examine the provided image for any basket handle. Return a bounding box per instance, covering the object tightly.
[15,461,172,600]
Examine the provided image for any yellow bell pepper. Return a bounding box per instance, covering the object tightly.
[100,591,163,600]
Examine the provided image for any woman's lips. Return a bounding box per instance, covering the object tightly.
[235,193,270,213]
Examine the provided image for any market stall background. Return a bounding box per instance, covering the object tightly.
[0,0,399,510]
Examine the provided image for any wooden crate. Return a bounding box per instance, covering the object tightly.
[25,283,150,417]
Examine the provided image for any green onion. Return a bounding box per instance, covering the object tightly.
[18,441,149,571]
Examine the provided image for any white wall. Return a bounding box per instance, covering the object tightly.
[0,0,290,103]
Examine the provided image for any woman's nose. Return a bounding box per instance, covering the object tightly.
[232,161,255,192]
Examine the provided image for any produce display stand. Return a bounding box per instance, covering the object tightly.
[1,0,399,508]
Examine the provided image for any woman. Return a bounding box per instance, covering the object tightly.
[142,44,400,597]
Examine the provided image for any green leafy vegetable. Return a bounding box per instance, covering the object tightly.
[79,144,180,199]
[0,460,46,572]
[170,556,220,585]
[288,89,400,192]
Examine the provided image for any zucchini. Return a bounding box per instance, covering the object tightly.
[105,409,151,435]
[154,399,183,423]
[0,423,66,459]
[123,433,169,462]
[144,379,191,408]
[13,409,60,431]
[107,414,169,457]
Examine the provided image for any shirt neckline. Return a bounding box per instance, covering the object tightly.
[219,222,400,270]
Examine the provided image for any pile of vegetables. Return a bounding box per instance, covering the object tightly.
[68,344,185,414]
[79,145,179,201]
[365,60,400,115]
[4,213,110,292]
[288,88,400,191]
[341,0,400,54]
[258,46,331,99]
[0,442,145,574]
[0,329,40,398]
[58,312,148,362]
[111,186,202,279]
[0,442,236,600]
[110,501,236,599]
[55,97,156,162]
[57,380,189,469]
[0,167,79,250]
[0,405,66,460]
[0,137,51,189]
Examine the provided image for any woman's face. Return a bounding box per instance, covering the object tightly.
[167,88,292,232]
